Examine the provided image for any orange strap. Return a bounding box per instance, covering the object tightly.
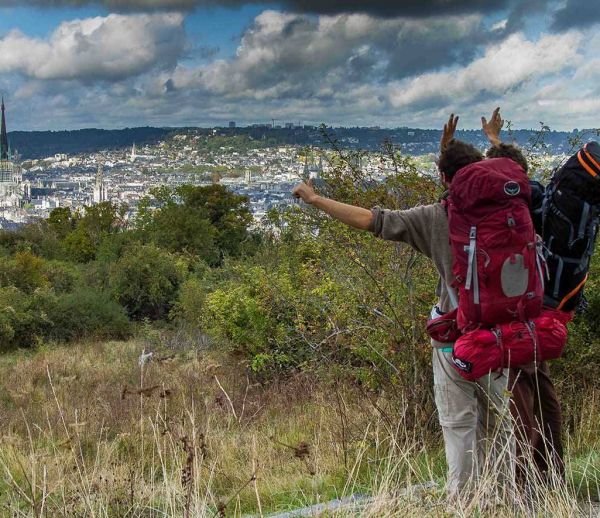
[578,150,598,178]
[557,274,588,310]
[583,144,600,173]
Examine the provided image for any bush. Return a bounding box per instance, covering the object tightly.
[43,288,131,342]
[0,251,49,293]
[43,260,82,293]
[110,243,185,319]
[0,287,52,350]
[172,276,207,328]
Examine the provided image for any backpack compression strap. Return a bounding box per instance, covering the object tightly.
[578,143,600,178]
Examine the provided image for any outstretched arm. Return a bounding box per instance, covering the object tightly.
[482,107,503,147]
[292,180,373,230]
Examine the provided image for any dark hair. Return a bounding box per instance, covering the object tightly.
[438,139,483,181]
[485,143,529,173]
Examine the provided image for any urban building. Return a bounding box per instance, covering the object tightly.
[0,98,25,212]
[93,164,108,203]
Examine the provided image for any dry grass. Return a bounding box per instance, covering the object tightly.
[0,337,598,517]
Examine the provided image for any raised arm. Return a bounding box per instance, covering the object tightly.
[440,113,459,153]
[481,107,504,147]
[292,180,373,230]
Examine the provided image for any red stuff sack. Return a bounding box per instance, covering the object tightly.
[451,308,571,381]
[426,308,461,343]
[448,158,544,331]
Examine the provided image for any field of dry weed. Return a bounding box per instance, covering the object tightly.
[0,335,598,517]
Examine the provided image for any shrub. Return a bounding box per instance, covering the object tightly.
[43,288,131,342]
[43,260,82,293]
[109,243,185,319]
[0,251,49,293]
[172,276,207,328]
[0,287,52,350]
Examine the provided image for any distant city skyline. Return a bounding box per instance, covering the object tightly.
[0,0,598,131]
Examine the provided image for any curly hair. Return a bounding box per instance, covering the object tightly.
[485,143,529,173]
[438,139,484,181]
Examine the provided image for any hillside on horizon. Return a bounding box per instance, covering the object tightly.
[7,125,594,160]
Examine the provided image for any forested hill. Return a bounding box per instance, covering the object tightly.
[7,125,594,159]
[7,127,173,159]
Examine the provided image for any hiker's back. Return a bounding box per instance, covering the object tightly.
[448,158,543,330]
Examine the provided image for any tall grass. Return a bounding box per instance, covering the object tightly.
[0,338,598,516]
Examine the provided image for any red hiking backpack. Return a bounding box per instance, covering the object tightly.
[451,308,571,381]
[427,157,570,380]
[447,158,544,331]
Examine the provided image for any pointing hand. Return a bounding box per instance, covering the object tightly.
[292,179,318,204]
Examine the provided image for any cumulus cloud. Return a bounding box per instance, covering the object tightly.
[388,31,582,108]
[0,12,186,81]
[2,5,599,131]
[162,10,491,101]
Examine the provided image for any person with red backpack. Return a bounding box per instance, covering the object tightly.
[434,108,570,490]
[292,117,515,500]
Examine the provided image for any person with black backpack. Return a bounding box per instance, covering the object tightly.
[479,108,566,487]
[484,110,600,490]
[292,118,515,502]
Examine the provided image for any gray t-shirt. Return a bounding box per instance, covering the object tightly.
[369,203,455,345]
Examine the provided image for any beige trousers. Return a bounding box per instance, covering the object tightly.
[432,348,515,499]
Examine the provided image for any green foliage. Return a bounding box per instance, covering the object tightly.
[109,243,185,320]
[188,134,273,154]
[47,206,78,239]
[136,184,253,264]
[0,287,51,350]
[50,202,125,263]
[64,227,96,262]
[0,251,49,293]
[43,260,82,293]
[171,276,207,328]
[42,288,131,342]
[0,221,64,259]
[174,144,439,387]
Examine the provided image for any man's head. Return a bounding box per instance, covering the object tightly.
[485,143,529,173]
[438,139,483,184]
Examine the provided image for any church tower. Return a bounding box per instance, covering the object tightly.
[0,98,8,161]
[0,98,23,210]
[93,163,108,203]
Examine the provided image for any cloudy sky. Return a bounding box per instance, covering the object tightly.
[0,0,598,130]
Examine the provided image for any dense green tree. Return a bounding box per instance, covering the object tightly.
[54,202,126,262]
[177,184,253,257]
[137,184,252,263]
[47,207,78,239]
[145,203,218,263]
[64,227,96,263]
[109,243,184,319]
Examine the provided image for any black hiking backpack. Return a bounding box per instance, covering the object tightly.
[532,141,600,312]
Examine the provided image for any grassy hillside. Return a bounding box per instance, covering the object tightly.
[0,337,599,517]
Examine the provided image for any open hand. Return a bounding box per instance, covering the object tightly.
[482,107,503,146]
[292,179,318,204]
[440,113,459,153]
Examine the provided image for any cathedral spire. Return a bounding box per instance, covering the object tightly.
[0,98,8,161]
